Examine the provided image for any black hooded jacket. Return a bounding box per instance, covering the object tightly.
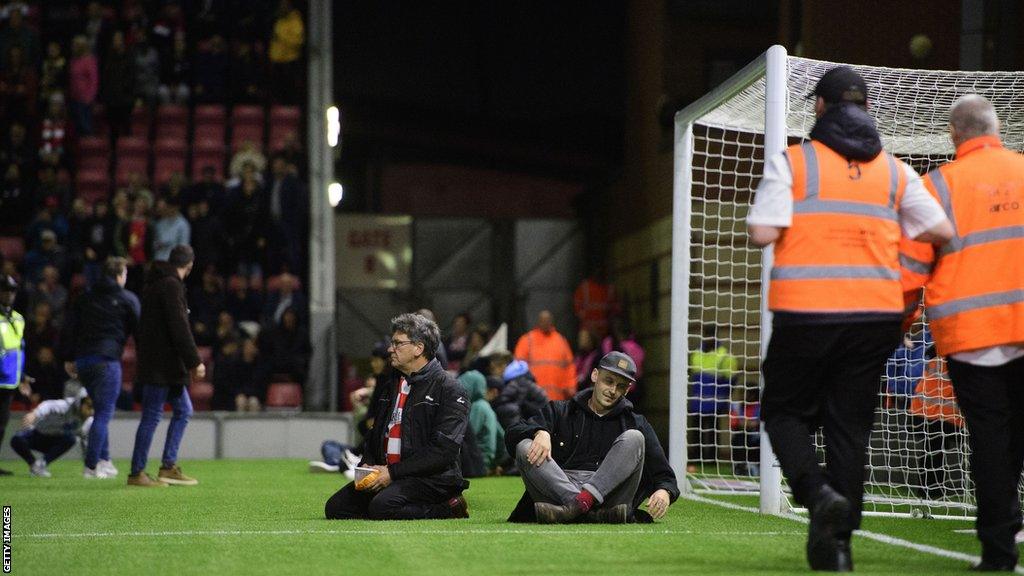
[136,261,201,389]
[504,388,680,522]
[808,102,883,161]
[60,275,140,362]
[361,358,470,491]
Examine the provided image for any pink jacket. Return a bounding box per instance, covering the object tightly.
[69,55,98,104]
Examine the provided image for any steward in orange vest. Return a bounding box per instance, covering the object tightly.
[746,65,953,572]
[918,94,1024,571]
[909,357,963,428]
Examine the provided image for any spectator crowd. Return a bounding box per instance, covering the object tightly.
[0,0,312,413]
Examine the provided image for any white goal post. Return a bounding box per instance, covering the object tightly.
[669,44,1024,519]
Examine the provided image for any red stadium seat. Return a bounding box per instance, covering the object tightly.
[115,136,148,161]
[189,381,214,411]
[76,169,110,202]
[270,105,301,126]
[153,139,187,185]
[231,123,264,151]
[130,107,152,139]
[231,105,264,127]
[77,136,109,160]
[191,139,226,180]
[0,236,25,263]
[155,104,189,140]
[266,382,303,409]
[194,104,226,123]
[115,156,149,187]
[78,155,110,172]
[193,123,225,143]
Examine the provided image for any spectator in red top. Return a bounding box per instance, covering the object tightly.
[68,36,98,136]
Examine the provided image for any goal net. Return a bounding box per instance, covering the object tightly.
[669,45,1024,518]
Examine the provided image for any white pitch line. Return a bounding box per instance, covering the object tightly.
[684,493,1024,575]
[19,527,804,539]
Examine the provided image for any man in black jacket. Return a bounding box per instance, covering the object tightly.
[128,245,204,487]
[61,256,139,479]
[325,313,470,520]
[505,352,679,524]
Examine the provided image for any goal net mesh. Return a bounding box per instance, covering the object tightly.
[683,55,1024,518]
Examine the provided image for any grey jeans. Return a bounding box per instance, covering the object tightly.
[515,429,645,507]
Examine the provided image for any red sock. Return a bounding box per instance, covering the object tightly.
[575,490,595,513]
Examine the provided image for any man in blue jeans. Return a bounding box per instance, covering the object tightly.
[61,256,139,479]
[128,245,204,487]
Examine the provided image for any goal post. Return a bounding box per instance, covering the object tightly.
[670,44,1024,519]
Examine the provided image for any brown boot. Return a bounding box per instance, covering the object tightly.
[158,464,199,486]
[127,473,168,487]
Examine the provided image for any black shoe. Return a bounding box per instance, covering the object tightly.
[584,504,629,524]
[447,495,469,519]
[535,501,585,524]
[969,559,1017,572]
[806,485,852,572]
[0,468,12,476]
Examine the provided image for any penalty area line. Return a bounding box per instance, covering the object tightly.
[684,493,1024,575]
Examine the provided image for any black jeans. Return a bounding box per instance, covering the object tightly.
[0,388,12,465]
[947,356,1024,567]
[761,320,902,536]
[324,477,461,520]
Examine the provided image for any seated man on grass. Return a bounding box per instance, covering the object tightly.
[505,351,679,523]
[324,312,470,520]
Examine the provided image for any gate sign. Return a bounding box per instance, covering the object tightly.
[336,214,412,289]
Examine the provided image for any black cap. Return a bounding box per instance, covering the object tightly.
[0,274,17,292]
[808,66,867,105]
[597,351,637,382]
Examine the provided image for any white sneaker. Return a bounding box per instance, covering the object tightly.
[97,460,119,477]
[308,460,340,473]
[343,468,355,481]
[342,449,361,468]
[30,460,51,478]
[83,466,113,479]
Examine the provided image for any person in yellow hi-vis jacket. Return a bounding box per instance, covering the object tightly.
[0,274,30,476]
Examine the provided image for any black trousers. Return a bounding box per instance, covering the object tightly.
[913,416,959,499]
[947,356,1024,567]
[324,477,460,520]
[0,388,13,466]
[761,321,902,536]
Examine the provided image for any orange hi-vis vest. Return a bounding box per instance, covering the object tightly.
[769,140,907,314]
[923,135,1024,356]
[909,357,963,427]
[898,237,936,330]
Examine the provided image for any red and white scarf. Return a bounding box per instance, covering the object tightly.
[386,378,411,464]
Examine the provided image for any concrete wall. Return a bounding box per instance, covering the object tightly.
[0,412,353,464]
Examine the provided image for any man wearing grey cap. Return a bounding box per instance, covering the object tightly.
[504,351,678,523]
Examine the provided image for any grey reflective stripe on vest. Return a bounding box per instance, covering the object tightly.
[793,143,897,221]
[793,199,897,220]
[801,141,819,200]
[770,265,900,280]
[942,225,1024,256]
[927,169,957,232]
[899,253,932,275]
[885,153,900,209]
[928,288,1024,320]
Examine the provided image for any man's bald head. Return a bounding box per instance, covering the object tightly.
[949,94,1000,147]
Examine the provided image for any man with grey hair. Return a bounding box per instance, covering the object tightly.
[918,94,1024,571]
[325,312,471,520]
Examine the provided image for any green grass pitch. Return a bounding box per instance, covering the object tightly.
[0,459,1004,575]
